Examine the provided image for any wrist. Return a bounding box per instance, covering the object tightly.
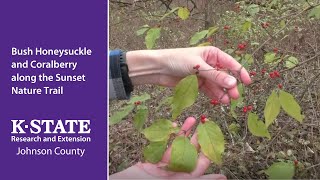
[126,50,165,86]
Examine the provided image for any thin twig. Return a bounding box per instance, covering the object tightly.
[249,53,320,85]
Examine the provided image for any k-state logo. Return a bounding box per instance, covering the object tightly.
[11,119,91,134]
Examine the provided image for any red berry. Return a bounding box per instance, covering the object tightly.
[193,64,200,70]
[249,71,257,76]
[134,101,141,105]
[200,115,206,123]
[247,105,253,111]
[238,43,246,50]
[200,118,206,123]
[274,71,280,77]
[278,84,283,89]
[294,160,298,166]
[273,48,278,53]
[224,25,230,30]
[269,72,274,78]
[261,68,267,75]
[243,106,248,113]
[261,22,269,28]
[210,99,219,106]
[269,72,277,79]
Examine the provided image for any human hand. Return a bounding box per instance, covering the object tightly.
[110,117,227,180]
[126,47,251,104]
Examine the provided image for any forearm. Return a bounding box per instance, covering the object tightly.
[126,50,165,86]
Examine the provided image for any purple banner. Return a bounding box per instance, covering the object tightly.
[0,1,107,179]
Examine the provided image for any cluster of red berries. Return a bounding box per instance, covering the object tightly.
[243,105,253,113]
[223,25,231,30]
[273,48,279,53]
[134,101,141,105]
[193,64,200,70]
[261,22,270,28]
[200,114,206,123]
[269,70,280,79]
[238,43,247,50]
[249,71,257,77]
[210,99,219,106]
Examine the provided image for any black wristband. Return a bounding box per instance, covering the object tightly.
[119,51,134,97]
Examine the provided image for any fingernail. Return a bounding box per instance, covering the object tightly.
[224,76,237,87]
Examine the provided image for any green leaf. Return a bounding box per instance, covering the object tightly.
[171,75,198,120]
[128,93,151,104]
[248,112,271,139]
[136,25,150,36]
[136,28,149,36]
[109,104,135,125]
[168,136,197,172]
[156,96,173,112]
[242,20,252,32]
[264,91,281,127]
[133,106,148,131]
[244,54,254,65]
[142,119,173,142]
[224,48,235,54]
[197,42,211,47]
[265,161,295,179]
[308,6,320,19]
[230,84,245,119]
[207,27,219,37]
[145,28,161,49]
[228,123,240,135]
[264,52,277,63]
[285,56,299,68]
[238,83,244,96]
[247,4,260,16]
[143,141,167,163]
[189,30,209,45]
[197,121,225,165]
[160,7,179,20]
[279,20,286,29]
[279,90,304,122]
[178,7,190,20]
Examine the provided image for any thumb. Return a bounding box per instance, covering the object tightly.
[197,60,237,89]
[200,174,227,180]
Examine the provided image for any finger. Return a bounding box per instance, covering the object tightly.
[205,46,252,85]
[198,61,238,89]
[161,117,197,163]
[227,86,240,100]
[189,130,211,177]
[190,132,200,151]
[200,174,227,180]
[201,84,230,104]
[190,153,211,177]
